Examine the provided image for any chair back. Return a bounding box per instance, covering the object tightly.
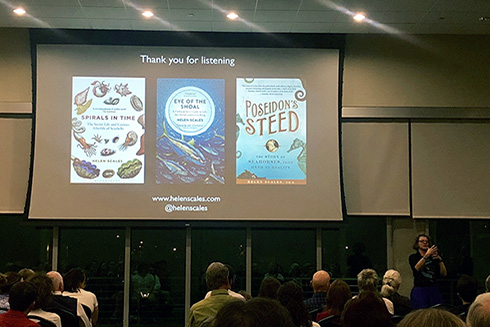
[318,315,341,327]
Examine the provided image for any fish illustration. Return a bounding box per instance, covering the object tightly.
[157,120,206,166]
[157,155,189,176]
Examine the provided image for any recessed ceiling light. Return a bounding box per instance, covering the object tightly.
[188,13,194,18]
[227,12,239,20]
[353,13,365,22]
[142,10,154,18]
[479,16,490,21]
[13,7,26,16]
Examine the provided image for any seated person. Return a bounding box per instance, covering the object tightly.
[62,268,98,325]
[27,274,62,327]
[0,281,40,327]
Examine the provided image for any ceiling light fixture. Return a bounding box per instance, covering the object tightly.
[353,13,365,22]
[142,10,154,18]
[227,12,239,20]
[13,7,26,15]
[479,16,490,21]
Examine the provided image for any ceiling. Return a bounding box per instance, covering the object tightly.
[1,0,490,35]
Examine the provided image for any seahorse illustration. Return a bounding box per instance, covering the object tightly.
[287,138,306,175]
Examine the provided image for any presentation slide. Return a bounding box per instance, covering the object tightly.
[29,45,342,220]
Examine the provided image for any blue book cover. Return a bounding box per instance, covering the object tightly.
[156,78,225,184]
[236,78,307,185]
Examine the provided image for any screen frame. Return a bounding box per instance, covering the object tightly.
[26,28,347,225]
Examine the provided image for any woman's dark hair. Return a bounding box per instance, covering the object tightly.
[63,268,86,292]
[342,291,393,327]
[277,281,311,327]
[29,274,54,310]
[213,297,295,327]
[324,279,352,316]
[413,234,433,250]
[258,277,281,299]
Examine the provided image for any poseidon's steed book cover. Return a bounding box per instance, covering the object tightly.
[156,78,225,184]
[236,78,307,185]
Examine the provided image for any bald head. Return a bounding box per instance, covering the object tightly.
[467,293,490,327]
[311,270,331,293]
[47,271,63,292]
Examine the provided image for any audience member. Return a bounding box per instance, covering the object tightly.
[316,279,352,322]
[449,274,478,320]
[18,269,36,282]
[342,290,393,327]
[409,234,447,309]
[0,272,21,314]
[27,274,62,327]
[466,293,490,327]
[46,271,91,327]
[264,262,285,283]
[398,308,465,327]
[346,242,372,278]
[187,262,239,327]
[304,270,331,313]
[258,277,281,300]
[63,268,99,325]
[205,264,245,301]
[0,282,40,327]
[380,269,412,316]
[357,268,394,315]
[277,281,320,327]
[212,297,295,327]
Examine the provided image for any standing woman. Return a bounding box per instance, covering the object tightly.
[63,268,99,325]
[409,234,447,309]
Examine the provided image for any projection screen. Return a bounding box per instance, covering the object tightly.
[29,44,342,220]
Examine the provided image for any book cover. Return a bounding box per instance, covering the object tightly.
[236,78,307,185]
[156,78,225,184]
[71,76,145,184]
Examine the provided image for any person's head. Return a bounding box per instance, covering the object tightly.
[0,271,21,293]
[18,268,36,282]
[381,269,402,297]
[46,271,64,292]
[225,264,236,288]
[258,277,281,299]
[413,234,433,250]
[456,274,478,304]
[342,290,393,327]
[277,281,310,327]
[29,274,54,310]
[399,308,465,327]
[206,262,230,291]
[213,297,295,327]
[63,268,86,292]
[485,274,490,292]
[311,270,331,293]
[8,282,37,313]
[357,269,379,292]
[325,279,352,316]
[467,293,490,327]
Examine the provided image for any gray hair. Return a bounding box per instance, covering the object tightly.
[357,269,378,292]
[206,262,229,290]
[381,269,402,297]
[467,293,490,327]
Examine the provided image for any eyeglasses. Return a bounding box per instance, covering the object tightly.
[418,240,429,243]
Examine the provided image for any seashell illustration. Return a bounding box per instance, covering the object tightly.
[120,131,138,151]
[102,169,115,178]
[115,83,132,97]
[104,97,120,105]
[74,87,89,106]
[75,98,92,115]
[137,114,145,130]
[113,136,119,143]
[73,158,100,179]
[130,95,144,112]
[117,159,142,179]
[100,148,115,156]
[136,133,145,156]
[91,80,111,97]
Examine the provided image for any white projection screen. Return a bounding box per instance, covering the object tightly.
[29,42,342,221]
